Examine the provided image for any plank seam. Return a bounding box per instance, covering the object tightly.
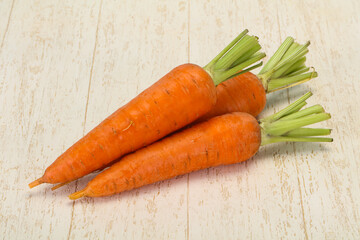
[276,5,310,238]
[66,0,104,239]
[293,144,309,240]
[0,0,15,52]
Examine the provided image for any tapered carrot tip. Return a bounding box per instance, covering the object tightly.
[69,189,87,200]
[51,182,69,191]
[28,177,44,189]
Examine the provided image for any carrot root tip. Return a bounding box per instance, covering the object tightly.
[28,177,44,189]
[69,189,87,200]
[51,181,70,191]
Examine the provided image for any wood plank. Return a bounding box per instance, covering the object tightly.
[188,0,307,239]
[67,0,189,239]
[0,0,14,49]
[0,0,101,238]
[277,0,360,238]
[0,0,359,238]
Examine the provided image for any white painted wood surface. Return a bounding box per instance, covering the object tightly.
[0,0,359,239]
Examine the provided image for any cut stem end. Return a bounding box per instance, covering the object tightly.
[260,92,332,146]
[258,37,316,93]
[204,30,264,85]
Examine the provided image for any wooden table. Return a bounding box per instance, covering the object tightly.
[1,0,359,239]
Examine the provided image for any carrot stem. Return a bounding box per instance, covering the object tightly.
[260,92,333,145]
[284,128,332,137]
[280,104,324,120]
[258,37,317,93]
[287,67,310,77]
[28,177,44,189]
[214,35,259,70]
[261,92,312,122]
[275,42,309,71]
[204,30,265,85]
[230,44,261,67]
[259,37,294,75]
[271,56,306,79]
[69,189,87,200]
[205,29,248,69]
[284,101,307,116]
[266,113,331,136]
[267,71,318,92]
[263,136,333,144]
[225,62,263,81]
[217,52,266,81]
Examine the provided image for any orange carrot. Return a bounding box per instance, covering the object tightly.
[29,30,265,188]
[69,92,332,199]
[199,71,266,120]
[199,37,318,121]
[67,37,315,189]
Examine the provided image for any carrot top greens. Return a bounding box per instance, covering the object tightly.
[204,29,265,86]
[260,92,332,145]
[257,37,317,93]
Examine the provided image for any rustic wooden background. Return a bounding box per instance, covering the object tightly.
[0,0,359,239]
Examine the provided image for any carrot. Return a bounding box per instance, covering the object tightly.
[62,37,315,191]
[69,92,332,199]
[198,37,318,121]
[29,30,265,188]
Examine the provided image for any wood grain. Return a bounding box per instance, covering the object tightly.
[276,1,360,238]
[67,1,189,239]
[188,1,306,239]
[0,0,101,238]
[0,0,14,50]
[0,0,359,239]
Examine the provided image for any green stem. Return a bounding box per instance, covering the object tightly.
[260,92,312,123]
[204,30,265,86]
[215,35,258,70]
[214,53,266,85]
[261,135,333,146]
[284,101,307,116]
[265,113,331,136]
[280,104,324,120]
[222,62,263,82]
[204,29,248,70]
[267,72,318,92]
[271,57,306,79]
[259,37,294,75]
[284,128,332,137]
[257,37,316,93]
[230,44,262,67]
[287,67,310,77]
[274,42,309,71]
[260,92,333,145]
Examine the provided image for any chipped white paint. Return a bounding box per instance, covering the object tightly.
[0,0,359,239]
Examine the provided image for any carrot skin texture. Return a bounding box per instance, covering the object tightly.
[50,72,266,188]
[40,64,216,184]
[198,72,266,121]
[74,113,261,198]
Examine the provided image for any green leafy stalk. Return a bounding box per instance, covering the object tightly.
[204,30,265,86]
[257,37,317,93]
[260,92,333,145]
[267,71,318,93]
[280,104,324,120]
[285,101,307,116]
[265,113,331,136]
[284,128,332,137]
[263,136,333,144]
[260,92,312,123]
